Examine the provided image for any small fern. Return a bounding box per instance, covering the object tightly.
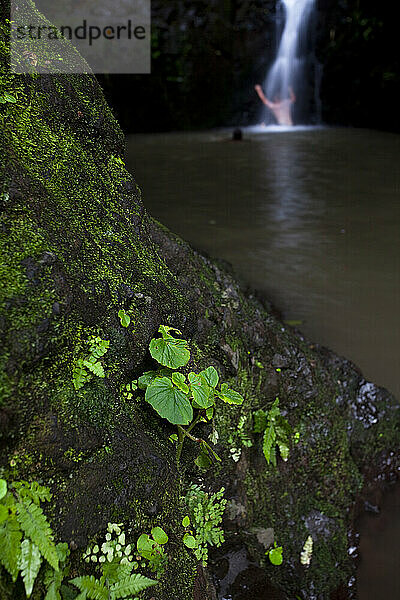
[73,336,109,390]
[44,542,70,600]
[0,478,59,598]
[16,499,59,570]
[109,574,157,598]
[0,515,22,581]
[73,523,157,600]
[13,481,52,504]
[69,575,108,600]
[185,485,226,565]
[253,398,296,466]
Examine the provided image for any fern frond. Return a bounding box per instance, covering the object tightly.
[13,481,52,505]
[19,539,42,598]
[268,398,280,421]
[83,359,105,378]
[73,360,92,390]
[109,574,157,599]
[274,415,293,437]
[270,444,277,467]
[44,579,61,600]
[70,575,108,600]
[253,409,267,433]
[102,562,132,585]
[262,422,276,464]
[16,499,59,570]
[277,439,290,461]
[44,563,64,600]
[0,517,22,581]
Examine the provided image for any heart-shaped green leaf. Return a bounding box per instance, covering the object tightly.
[188,373,214,409]
[183,534,197,549]
[137,534,155,560]
[182,516,190,528]
[194,452,212,469]
[151,527,168,545]
[268,544,283,566]
[145,377,193,425]
[149,335,190,369]
[200,366,219,388]
[138,371,157,390]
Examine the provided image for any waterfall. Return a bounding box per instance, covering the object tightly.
[263,0,317,124]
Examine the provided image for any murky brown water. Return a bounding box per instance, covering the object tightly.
[125,126,400,598]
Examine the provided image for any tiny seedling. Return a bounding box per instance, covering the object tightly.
[118,309,131,328]
[253,398,297,466]
[136,527,168,576]
[267,542,283,566]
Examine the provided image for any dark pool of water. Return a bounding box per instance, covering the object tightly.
[125,126,400,598]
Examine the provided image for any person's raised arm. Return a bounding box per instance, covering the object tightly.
[254,84,274,108]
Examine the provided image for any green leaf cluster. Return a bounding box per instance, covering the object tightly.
[131,325,245,466]
[43,543,70,600]
[136,527,168,576]
[74,523,157,600]
[185,485,226,565]
[253,398,295,466]
[73,336,109,390]
[120,381,138,401]
[0,478,60,598]
[143,326,244,426]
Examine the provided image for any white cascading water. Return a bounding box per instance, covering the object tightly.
[264,0,316,120]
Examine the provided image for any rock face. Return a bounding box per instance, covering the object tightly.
[1,2,399,599]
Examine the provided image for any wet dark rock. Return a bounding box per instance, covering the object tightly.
[304,510,336,540]
[364,501,380,514]
[351,381,380,428]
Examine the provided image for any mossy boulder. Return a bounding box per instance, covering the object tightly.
[1,2,399,599]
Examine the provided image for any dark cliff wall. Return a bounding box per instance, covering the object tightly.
[317,0,400,132]
[97,0,399,133]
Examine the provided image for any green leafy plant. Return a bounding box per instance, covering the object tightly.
[253,398,296,466]
[184,485,226,565]
[43,542,70,600]
[72,522,157,600]
[73,336,110,390]
[136,526,168,576]
[120,380,138,401]
[132,325,244,465]
[118,309,131,328]
[267,542,283,566]
[0,478,59,598]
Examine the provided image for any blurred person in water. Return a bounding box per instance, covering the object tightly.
[254,84,296,126]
